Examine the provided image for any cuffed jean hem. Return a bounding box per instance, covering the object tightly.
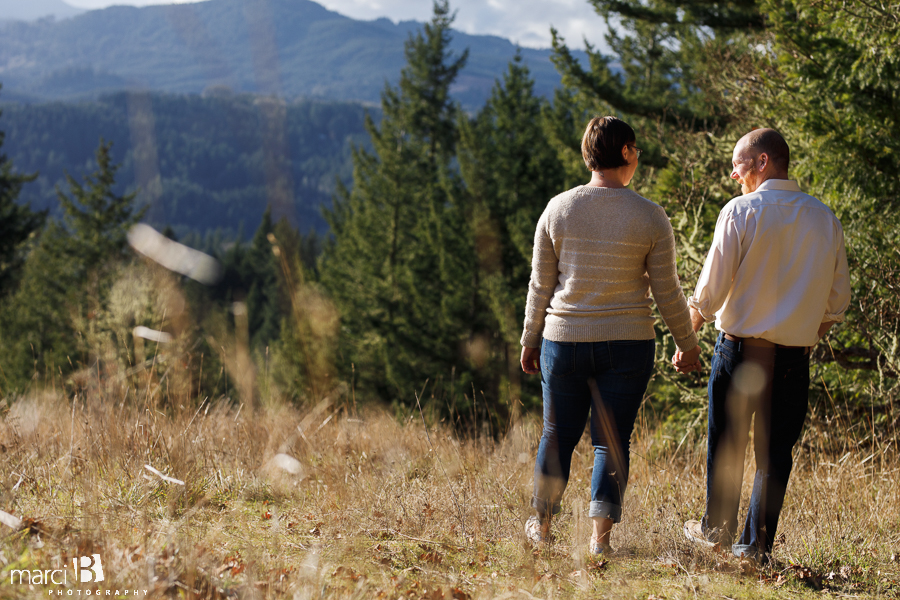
[700,517,732,546]
[531,496,561,517]
[732,544,758,561]
[588,500,621,522]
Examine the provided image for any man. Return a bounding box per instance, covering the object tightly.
[675,129,850,564]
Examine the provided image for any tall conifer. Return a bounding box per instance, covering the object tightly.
[321,0,471,402]
[245,207,282,348]
[0,141,144,391]
[0,91,45,298]
[457,54,564,410]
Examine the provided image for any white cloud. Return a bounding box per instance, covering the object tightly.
[323,0,609,50]
[64,0,609,51]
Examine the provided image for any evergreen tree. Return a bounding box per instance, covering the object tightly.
[457,53,564,410]
[548,0,756,134]
[56,140,144,275]
[591,0,762,29]
[758,0,900,387]
[244,207,281,349]
[0,140,144,392]
[0,91,45,298]
[321,0,473,403]
[201,208,294,354]
[761,0,899,213]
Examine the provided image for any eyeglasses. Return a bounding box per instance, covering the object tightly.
[630,145,644,158]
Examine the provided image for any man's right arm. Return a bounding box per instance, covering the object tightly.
[690,306,706,333]
[688,209,743,327]
[673,209,742,374]
[818,321,836,340]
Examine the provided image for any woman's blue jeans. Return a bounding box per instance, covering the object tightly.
[532,338,655,522]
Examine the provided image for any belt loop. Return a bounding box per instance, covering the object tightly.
[724,332,744,353]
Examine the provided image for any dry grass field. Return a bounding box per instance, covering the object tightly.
[0,385,898,599]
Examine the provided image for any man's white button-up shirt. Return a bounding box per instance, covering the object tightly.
[688,179,851,347]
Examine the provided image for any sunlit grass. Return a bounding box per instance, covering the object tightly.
[1,385,898,599]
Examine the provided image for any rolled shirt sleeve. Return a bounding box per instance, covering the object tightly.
[688,209,742,322]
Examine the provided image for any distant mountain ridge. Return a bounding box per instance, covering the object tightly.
[0,0,585,107]
[0,0,83,22]
[1,92,372,234]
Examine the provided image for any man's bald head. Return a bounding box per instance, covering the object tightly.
[738,128,790,173]
[730,129,790,194]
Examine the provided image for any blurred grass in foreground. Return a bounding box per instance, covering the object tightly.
[0,386,897,599]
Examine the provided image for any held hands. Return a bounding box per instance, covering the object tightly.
[671,345,702,374]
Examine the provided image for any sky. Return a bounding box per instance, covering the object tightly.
[64,0,609,50]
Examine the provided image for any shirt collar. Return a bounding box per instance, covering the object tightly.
[755,179,802,193]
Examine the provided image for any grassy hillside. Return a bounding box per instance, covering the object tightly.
[0,388,896,599]
[0,0,584,108]
[0,91,372,235]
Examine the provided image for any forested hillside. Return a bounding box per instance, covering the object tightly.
[0,0,585,108]
[0,0,897,425]
[0,91,370,235]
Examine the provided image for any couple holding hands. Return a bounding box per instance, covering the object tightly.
[519,117,850,564]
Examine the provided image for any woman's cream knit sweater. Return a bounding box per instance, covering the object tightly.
[520,185,698,352]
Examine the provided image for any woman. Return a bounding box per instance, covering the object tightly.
[520,116,699,555]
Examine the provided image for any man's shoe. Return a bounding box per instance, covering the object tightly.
[683,519,720,549]
[589,540,614,556]
[525,515,548,545]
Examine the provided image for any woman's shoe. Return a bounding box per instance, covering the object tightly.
[525,515,549,545]
[683,519,721,550]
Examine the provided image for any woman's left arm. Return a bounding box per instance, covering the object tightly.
[647,208,699,354]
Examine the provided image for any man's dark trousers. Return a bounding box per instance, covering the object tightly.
[701,332,810,561]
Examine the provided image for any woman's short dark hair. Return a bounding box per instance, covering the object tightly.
[581,116,636,171]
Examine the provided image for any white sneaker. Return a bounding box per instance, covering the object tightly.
[683,519,720,549]
[525,515,548,545]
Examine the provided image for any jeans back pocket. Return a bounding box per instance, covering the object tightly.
[608,340,655,380]
[541,340,577,378]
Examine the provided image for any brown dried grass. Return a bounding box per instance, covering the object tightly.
[0,387,898,599]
